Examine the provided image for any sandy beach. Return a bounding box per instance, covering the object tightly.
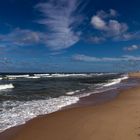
[1,74,140,140]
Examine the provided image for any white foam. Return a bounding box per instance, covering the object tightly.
[6,75,29,79]
[34,74,50,77]
[66,90,80,95]
[50,74,72,77]
[0,96,79,132]
[120,75,129,80]
[46,73,90,78]
[103,75,129,87]
[75,86,117,99]
[27,76,40,79]
[76,75,129,98]
[0,84,14,91]
[0,77,2,80]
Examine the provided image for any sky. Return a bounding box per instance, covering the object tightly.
[0,0,140,72]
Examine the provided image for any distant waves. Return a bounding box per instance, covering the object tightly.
[0,73,108,80]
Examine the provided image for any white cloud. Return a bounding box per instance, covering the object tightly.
[73,54,101,62]
[73,54,140,62]
[90,9,130,42]
[0,28,45,47]
[91,16,107,30]
[91,11,128,36]
[124,44,140,51]
[107,20,128,36]
[35,0,82,50]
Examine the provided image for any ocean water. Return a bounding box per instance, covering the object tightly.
[0,73,132,132]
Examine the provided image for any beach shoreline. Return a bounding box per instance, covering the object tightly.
[0,87,120,140]
[1,73,140,140]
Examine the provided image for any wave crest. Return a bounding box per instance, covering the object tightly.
[0,84,14,90]
[103,75,129,87]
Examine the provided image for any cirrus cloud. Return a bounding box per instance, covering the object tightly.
[35,0,83,50]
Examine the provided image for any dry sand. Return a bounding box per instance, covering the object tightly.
[1,73,140,140]
[129,72,140,78]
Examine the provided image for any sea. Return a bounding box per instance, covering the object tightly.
[0,72,138,132]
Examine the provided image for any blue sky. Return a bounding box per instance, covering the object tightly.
[0,0,140,72]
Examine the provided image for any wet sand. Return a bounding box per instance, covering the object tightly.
[1,73,140,140]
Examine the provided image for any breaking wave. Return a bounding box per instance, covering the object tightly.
[0,84,14,91]
[66,90,81,95]
[103,75,129,87]
[5,75,29,80]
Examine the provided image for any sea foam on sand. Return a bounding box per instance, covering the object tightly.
[0,96,79,132]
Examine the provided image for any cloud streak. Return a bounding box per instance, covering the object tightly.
[35,0,83,50]
[0,28,45,47]
[73,54,140,62]
[124,44,140,51]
